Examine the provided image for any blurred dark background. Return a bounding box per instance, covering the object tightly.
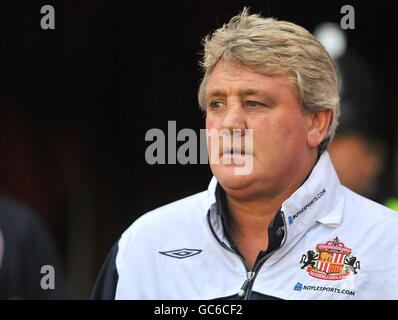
[0,0,397,298]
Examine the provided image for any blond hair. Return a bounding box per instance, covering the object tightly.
[198,8,340,153]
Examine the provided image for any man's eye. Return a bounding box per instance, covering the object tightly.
[246,100,264,108]
[209,101,224,109]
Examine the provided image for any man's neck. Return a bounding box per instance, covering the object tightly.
[223,155,318,268]
[225,194,284,264]
[225,196,275,269]
[225,166,313,235]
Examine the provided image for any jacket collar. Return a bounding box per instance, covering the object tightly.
[207,151,344,245]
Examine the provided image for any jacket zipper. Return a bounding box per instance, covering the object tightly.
[238,271,255,299]
[207,210,288,300]
[241,212,288,299]
[207,212,251,270]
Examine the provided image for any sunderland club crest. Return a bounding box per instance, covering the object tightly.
[300,237,360,280]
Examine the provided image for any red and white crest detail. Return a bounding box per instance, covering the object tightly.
[300,237,360,280]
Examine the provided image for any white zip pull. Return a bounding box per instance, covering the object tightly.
[238,271,256,298]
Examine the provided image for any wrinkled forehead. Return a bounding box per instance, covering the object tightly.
[203,60,298,100]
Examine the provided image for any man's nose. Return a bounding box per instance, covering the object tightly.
[222,104,246,133]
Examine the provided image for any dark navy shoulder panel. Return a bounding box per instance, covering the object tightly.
[90,242,119,300]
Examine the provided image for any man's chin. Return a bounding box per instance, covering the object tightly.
[213,168,254,191]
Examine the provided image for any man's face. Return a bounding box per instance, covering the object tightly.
[205,60,316,199]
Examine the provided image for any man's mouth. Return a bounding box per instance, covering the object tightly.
[221,147,245,156]
[218,146,252,165]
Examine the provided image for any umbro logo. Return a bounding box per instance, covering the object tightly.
[159,248,202,259]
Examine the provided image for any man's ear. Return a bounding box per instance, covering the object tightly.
[307,109,333,148]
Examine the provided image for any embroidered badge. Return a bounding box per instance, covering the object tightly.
[300,237,360,280]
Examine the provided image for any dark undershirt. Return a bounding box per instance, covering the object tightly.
[215,184,285,266]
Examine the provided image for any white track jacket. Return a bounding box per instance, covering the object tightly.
[91,152,398,300]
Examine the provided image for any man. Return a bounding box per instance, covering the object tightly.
[0,194,67,299]
[91,9,398,299]
[329,129,386,200]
